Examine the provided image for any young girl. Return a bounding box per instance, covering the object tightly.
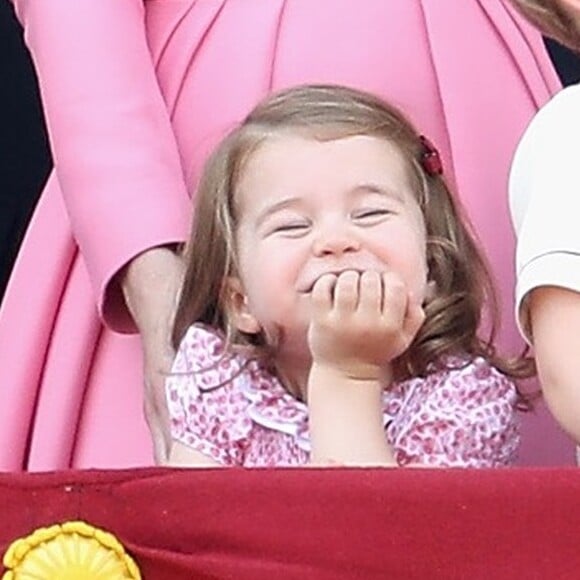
[165,84,530,468]
[508,0,580,444]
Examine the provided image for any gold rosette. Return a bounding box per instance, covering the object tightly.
[2,521,141,579]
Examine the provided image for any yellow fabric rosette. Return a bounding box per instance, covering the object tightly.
[2,521,141,579]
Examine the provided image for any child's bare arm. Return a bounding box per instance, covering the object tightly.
[530,286,580,443]
[307,270,424,466]
[307,364,397,465]
[165,441,222,467]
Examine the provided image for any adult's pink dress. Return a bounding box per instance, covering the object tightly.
[0,0,564,470]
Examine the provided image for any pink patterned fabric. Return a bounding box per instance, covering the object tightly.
[166,326,520,467]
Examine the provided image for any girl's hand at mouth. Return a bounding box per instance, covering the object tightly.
[307,270,425,381]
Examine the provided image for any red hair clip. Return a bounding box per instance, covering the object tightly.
[419,135,443,177]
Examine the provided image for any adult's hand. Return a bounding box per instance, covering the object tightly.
[122,246,184,463]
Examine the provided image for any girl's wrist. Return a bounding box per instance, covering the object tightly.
[307,363,388,420]
[308,361,393,392]
[307,364,397,466]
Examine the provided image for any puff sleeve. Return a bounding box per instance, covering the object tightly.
[165,326,253,466]
[388,359,520,467]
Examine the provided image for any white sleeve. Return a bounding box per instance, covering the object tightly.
[509,85,580,342]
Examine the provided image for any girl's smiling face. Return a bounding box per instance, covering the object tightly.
[225,133,429,368]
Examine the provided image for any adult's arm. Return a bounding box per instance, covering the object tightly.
[9,0,191,332]
[10,0,193,460]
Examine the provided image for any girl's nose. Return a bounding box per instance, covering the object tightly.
[312,227,361,257]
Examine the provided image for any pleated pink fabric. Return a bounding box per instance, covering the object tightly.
[0,0,565,470]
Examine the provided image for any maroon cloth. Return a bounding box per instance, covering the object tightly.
[1,467,580,579]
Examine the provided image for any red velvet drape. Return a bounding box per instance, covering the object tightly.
[2,467,580,579]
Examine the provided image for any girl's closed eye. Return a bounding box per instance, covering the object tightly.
[352,208,393,223]
[266,218,311,237]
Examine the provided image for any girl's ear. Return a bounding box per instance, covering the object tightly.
[222,276,261,335]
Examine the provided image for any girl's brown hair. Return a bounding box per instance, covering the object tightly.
[510,0,580,52]
[172,84,533,400]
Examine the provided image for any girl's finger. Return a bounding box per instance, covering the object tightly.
[311,273,337,314]
[333,270,360,312]
[381,272,407,328]
[358,270,382,315]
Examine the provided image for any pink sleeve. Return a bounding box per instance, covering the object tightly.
[9,0,191,331]
[390,360,520,467]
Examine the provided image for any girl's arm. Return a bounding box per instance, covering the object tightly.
[307,271,424,466]
[166,441,221,468]
[308,364,397,466]
[529,286,580,443]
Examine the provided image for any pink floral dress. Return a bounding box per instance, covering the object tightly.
[166,326,520,467]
